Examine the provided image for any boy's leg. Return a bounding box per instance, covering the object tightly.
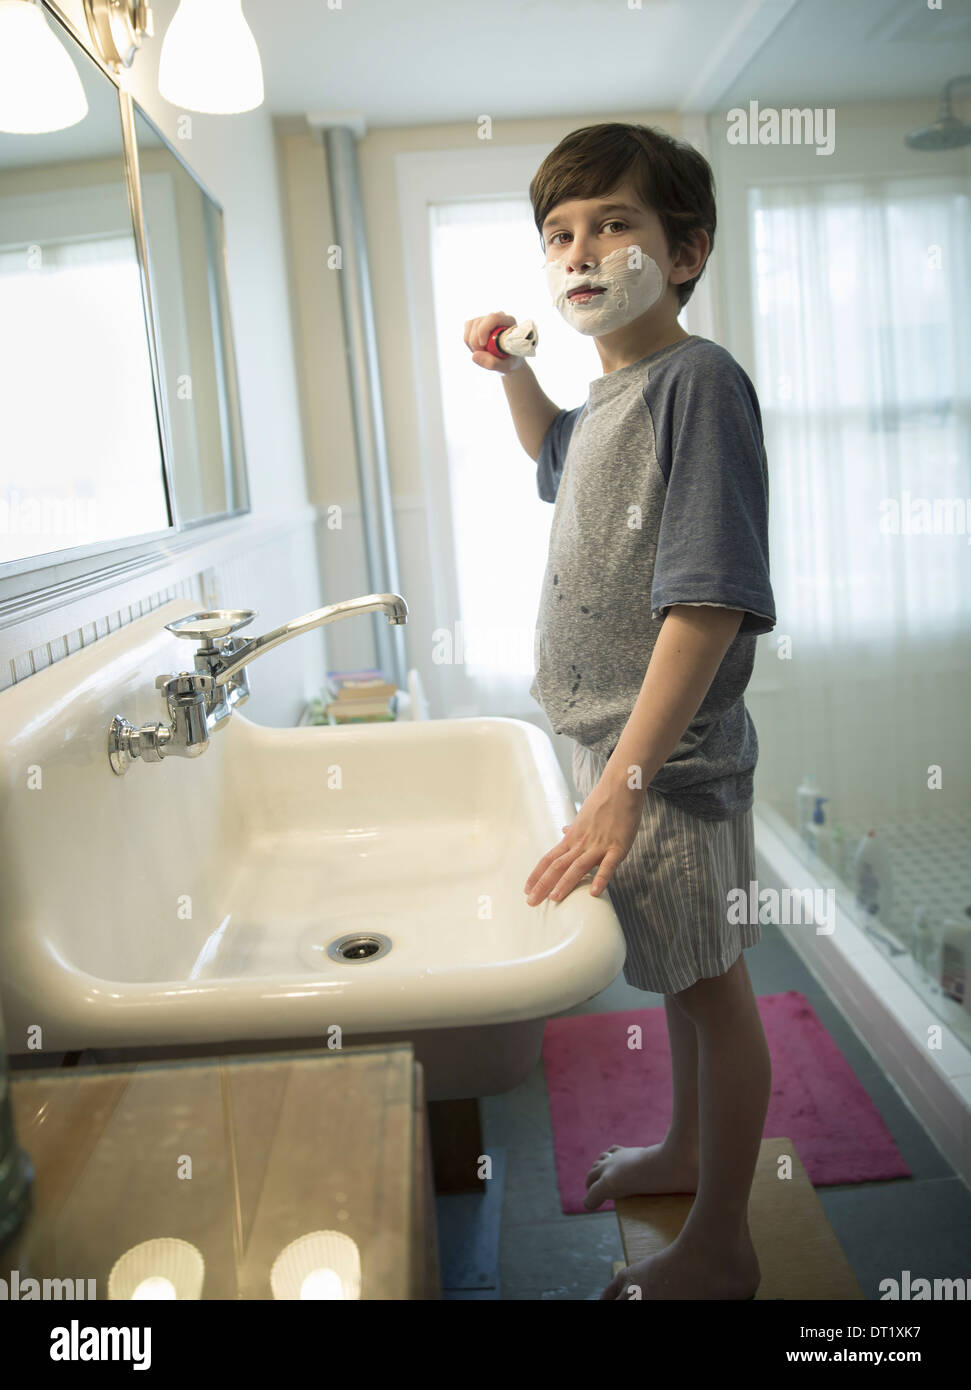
[663,992,701,1161]
[669,952,771,1254]
[583,992,700,1208]
[599,954,766,1298]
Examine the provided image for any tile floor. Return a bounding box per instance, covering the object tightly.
[443,915,971,1300]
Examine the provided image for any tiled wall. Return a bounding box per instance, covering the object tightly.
[2,577,198,692]
[0,515,330,729]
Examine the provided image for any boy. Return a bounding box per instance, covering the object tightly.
[464,123,774,1301]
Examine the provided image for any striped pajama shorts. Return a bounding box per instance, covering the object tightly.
[571,739,761,996]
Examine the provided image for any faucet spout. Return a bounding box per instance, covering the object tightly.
[211,592,408,686]
[109,593,408,775]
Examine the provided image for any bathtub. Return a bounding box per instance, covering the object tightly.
[753,801,971,1190]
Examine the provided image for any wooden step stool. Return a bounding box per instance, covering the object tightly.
[612,1137,865,1299]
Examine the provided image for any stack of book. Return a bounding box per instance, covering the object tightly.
[308,668,398,726]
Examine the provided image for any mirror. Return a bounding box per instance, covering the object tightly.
[0,6,169,566]
[132,107,249,526]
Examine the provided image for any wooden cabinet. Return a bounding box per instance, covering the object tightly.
[3,1044,440,1300]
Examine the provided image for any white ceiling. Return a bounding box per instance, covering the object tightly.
[4,0,967,172]
[239,0,971,129]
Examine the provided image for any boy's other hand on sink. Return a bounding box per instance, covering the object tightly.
[523,777,644,906]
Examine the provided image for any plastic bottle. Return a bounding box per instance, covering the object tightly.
[853,829,895,926]
[937,916,971,1007]
[796,774,818,847]
[0,992,33,1249]
[909,906,937,979]
[806,796,830,862]
[830,823,846,881]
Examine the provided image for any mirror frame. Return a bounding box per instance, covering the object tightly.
[0,0,251,587]
[127,98,251,531]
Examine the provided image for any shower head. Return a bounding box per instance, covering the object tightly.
[906,115,971,149]
[906,75,971,150]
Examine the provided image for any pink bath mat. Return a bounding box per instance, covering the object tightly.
[544,990,912,1214]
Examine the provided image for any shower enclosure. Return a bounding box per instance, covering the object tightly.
[0,994,33,1251]
[704,93,971,1185]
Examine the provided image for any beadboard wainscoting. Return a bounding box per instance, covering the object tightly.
[1,507,328,729]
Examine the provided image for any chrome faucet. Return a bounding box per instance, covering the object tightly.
[107,593,407,775]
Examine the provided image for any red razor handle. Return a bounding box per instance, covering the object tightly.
[485,325,510,359]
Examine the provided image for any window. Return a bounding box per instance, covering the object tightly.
[428,197,597,708]
[749,175,970,640]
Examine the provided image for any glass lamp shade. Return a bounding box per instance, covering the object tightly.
[158,0,264,114]
[0,0,88,134]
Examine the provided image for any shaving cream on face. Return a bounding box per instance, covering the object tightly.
[545,245,665,336]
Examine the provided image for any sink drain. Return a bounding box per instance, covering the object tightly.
[296,921,394,970]
[326,932,392,963]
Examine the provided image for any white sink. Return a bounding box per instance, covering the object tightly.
[0,600,625,1098]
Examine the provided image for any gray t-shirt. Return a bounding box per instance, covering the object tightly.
[529,334,776,821]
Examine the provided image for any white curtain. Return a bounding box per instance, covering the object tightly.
[428,197,601,718]
[747,174,971,824]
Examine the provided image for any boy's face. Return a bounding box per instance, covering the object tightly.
[540,179,682,338]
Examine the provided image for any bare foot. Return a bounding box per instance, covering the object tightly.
[584,1143,700,1210]
[603,1230,761,1300]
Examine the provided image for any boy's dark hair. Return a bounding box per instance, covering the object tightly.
[529,123,716,310]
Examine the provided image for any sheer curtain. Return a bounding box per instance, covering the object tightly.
[428,198,600,718]
[748,174,971,822]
